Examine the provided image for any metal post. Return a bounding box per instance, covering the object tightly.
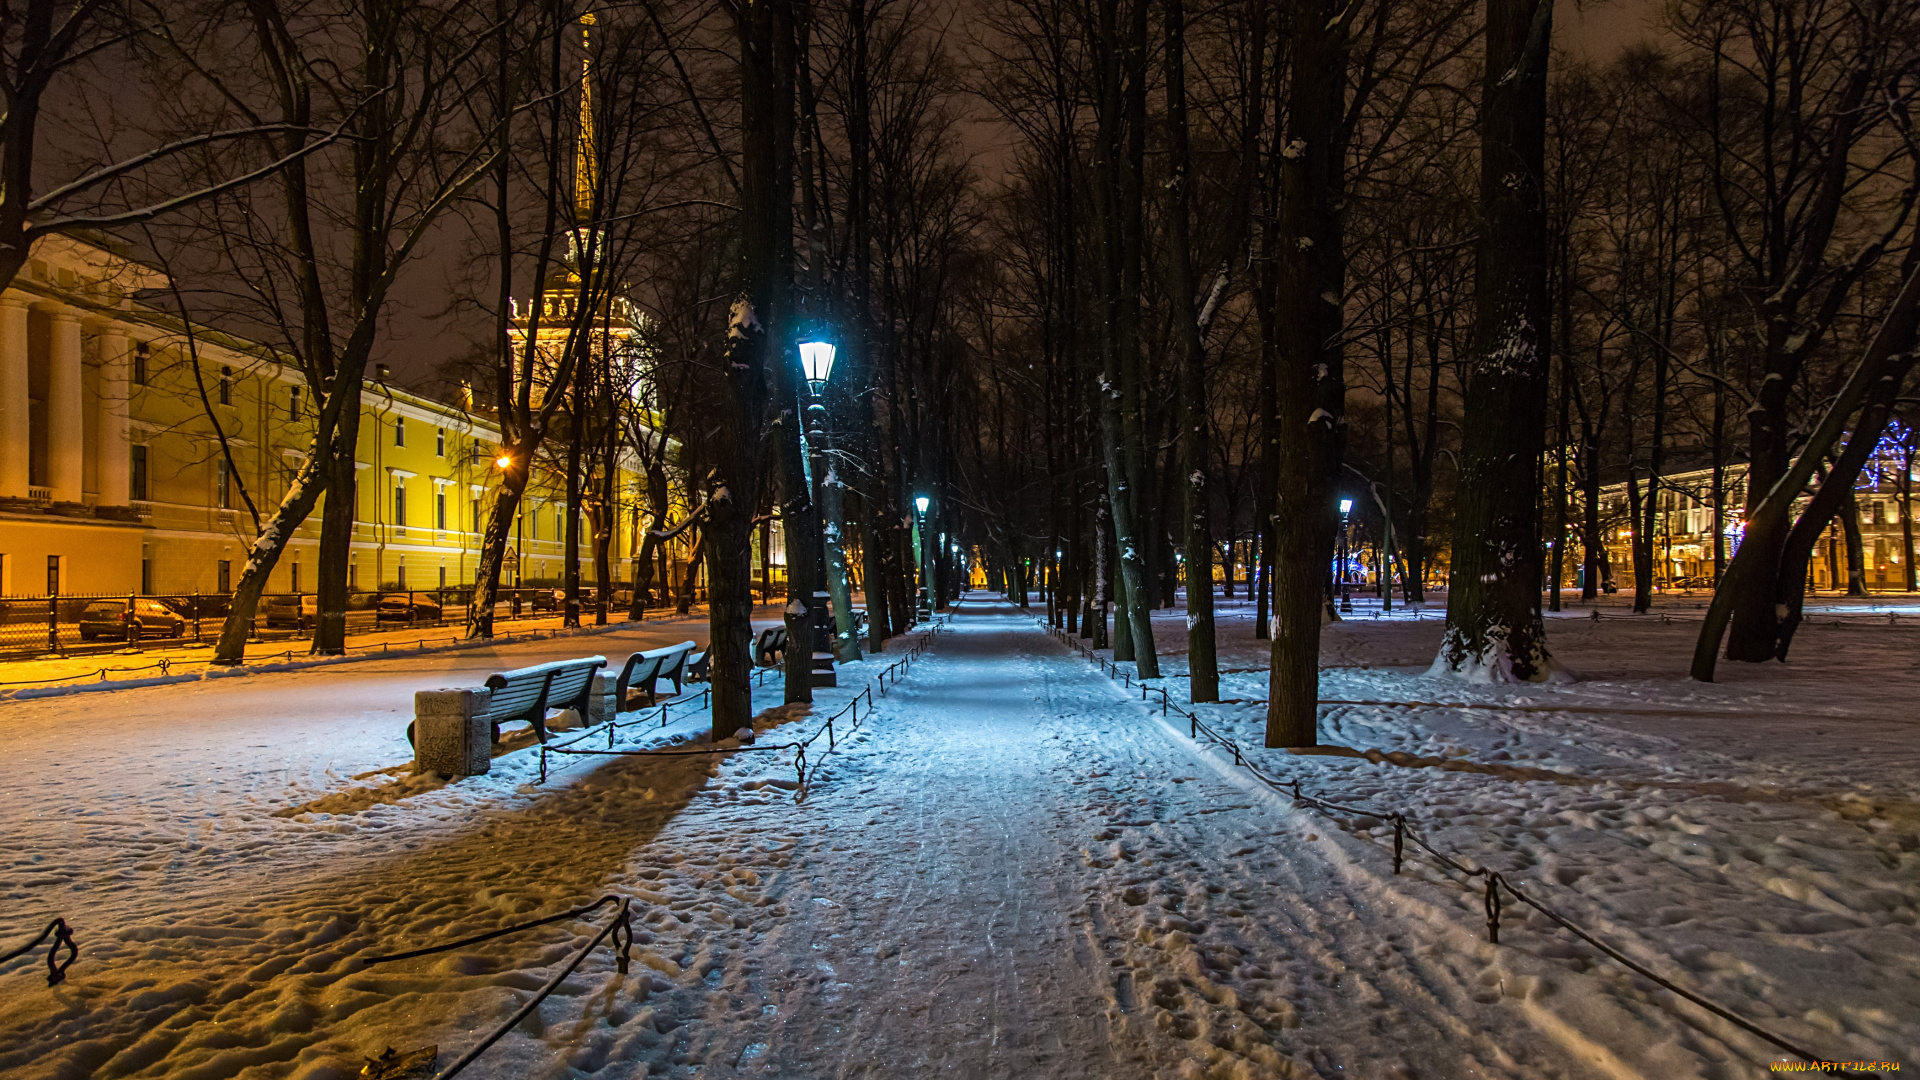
[1339,507,1354,614]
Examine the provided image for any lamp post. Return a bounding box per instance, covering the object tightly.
[1338,497,1354,614]
[914,495,931,619]
[799,337,858,668]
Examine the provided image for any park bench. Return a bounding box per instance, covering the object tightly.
[409,655,607,777]
[755,626,787,666]
[613,640,697,710]
[481,656,606,743]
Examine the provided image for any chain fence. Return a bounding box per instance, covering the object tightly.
[359,606,958,1078]
[359,894,634,1080]
[3,606,961,1079]
[1037,616,1888,1078]
[537,612,955,795]
[0,917,77,987]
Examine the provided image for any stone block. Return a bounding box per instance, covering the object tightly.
[413,687,491,778]
[588,671,620,726]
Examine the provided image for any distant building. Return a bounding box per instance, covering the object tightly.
[0,231,663,599]
[1581,454,1915,593]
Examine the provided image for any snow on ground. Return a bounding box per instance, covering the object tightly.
[1117,595,1919,1074]
[1,596,1911,1079]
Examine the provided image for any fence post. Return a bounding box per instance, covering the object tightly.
[127,592,138,650]
[193,590,201,642]
[46,593,59,655]
[1484,875,1501,943]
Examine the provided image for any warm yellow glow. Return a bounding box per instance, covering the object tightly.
[496,455,513,469]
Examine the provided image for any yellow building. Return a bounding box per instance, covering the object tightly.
[1585,459,1917,593]
[0,231,654,601]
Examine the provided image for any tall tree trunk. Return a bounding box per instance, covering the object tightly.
[1264,0,1348,747]
[313,406,367,654]
[1166,0,1215,701]
[1842,495,1867,596]
[1436,0,1556,681]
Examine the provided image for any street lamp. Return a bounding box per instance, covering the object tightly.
[798,339,837,396]
[1338,498,1354,614]
[798,336,842,669]
[913,495,931,617]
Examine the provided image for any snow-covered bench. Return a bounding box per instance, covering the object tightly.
[484,656,607,742]
[410,655,607,778]
[614,640,696,709]
[755,626,787,666]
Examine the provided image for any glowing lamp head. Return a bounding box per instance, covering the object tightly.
[798,339,836,395]
[915,496,930,514]
[1339,498,1353,515]
[496,455,513,469]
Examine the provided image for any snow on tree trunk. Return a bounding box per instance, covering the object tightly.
[1265,0,1349,747]
[1165,0,1217,703]
[213,453,327,664]
[1435,0,1565,685]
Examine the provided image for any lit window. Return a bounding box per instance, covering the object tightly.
[130,445,148,501]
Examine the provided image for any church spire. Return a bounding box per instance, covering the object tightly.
[575,12,597,222]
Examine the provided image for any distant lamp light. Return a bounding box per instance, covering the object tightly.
[496,455,513,469]
[798,339,837,396]
[1339,498,1353,515]
[915,496,930,513]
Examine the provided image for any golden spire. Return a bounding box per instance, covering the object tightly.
[575,12,597,222]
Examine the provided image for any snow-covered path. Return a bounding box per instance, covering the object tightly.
[8,599,1886,1078]
[702,601,1604,1079]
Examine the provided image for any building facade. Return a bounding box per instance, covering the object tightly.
[1586,459,1916,593]
[0,232,655,600]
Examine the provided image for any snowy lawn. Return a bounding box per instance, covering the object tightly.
[1100,596,1919,1075]
[2,598,1911,1079]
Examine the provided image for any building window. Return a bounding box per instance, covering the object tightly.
[130,444,148,501]
[217,560,231,593]
[46,555,61,596]
[471,499,480,534]
[349,557,359,591]
[219,366,233,406]
[436,489,447,530]
[132,343,149,386]
[393,482,407,527]
[291,561,301,593]
[436,428,446,456]
[289,386,302,419]
[216,458,231,509]
[141,558,152,595]
[394,417,405,447]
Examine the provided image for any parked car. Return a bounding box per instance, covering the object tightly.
[376,593,444,624]
[77,598,187,642]
[533,587,602,612]
[262,595,319,630]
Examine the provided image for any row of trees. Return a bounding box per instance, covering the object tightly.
[948,0,1920,743]
[10,0,986,736]
[12,0,1918,740]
